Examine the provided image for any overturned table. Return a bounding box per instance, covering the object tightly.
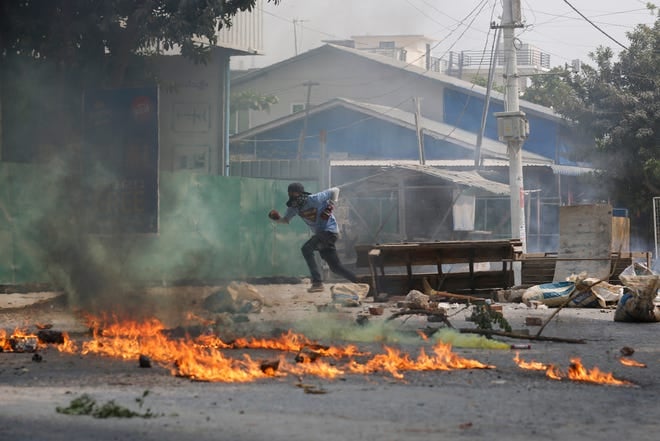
[355,239,523,296]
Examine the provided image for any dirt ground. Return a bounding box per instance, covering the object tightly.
[1,281,660,441]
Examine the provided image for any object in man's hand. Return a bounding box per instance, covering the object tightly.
[320,203,334,220]
[268,210,281,220]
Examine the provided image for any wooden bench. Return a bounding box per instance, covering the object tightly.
[355,239,523,296]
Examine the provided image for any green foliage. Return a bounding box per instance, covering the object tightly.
[522,9,660,246]
[470,75,504,94]
[469,304,511,333]
[521,67,580,111]
[1,0,282,86]
[231,89,279,112]
[56,391,156,419]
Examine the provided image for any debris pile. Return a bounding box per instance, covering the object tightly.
[614,264,660,322]
[521,273,623,308]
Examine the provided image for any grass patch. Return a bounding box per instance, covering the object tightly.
[56,390,157,418]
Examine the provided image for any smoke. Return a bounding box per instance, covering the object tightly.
[290,312,431,345]
[27,154,151,319]
[26,161,223,322]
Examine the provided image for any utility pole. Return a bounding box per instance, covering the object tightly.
[475,27,501,168]
[292,19,308,56]
[413,98,425,165]
[292,19,299,55]
[494,0,529,253]
[297,81,319,160]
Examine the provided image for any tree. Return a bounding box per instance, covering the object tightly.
[0,0,281,159]
[231,90,279,113]
[0,0,281,86]
[522,7,660,249]
[521,67,580,112]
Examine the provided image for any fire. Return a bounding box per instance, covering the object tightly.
[229,330,362,357]
[513,351,549,370]
[348,342,493,379]
[545,365,564,380]
[55,332,79,353]
[514,353,633,386]
[5,314,643,387]
[6,315,497,383]
[566,358,633,386]
[173,348,270,382]
[619,357,646,368]
[282,356,345,379]
[1,328,40,353]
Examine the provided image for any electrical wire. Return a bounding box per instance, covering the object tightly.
[561,0,629,50]
[235,1,501,145]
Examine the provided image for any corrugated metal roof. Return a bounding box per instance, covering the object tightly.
[337,163,510,195]
[398,164,511,195]
[232,43,562,121]
[331,159,594,176]
[548,164,595,176]
[231,97,553,164]
[339,98,552,163]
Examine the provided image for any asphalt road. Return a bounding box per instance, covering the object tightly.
[1,284,659,441]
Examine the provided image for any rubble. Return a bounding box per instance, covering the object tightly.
[614,264,660,322]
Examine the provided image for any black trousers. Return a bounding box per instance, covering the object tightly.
[301,231,357,284]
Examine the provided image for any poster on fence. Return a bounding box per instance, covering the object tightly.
[82,86,159,234]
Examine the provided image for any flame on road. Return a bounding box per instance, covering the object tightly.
[4,316,638,387]
[513,351,548,370]
[514,353,633,386]
[46,315,491,382]
[619,357,646,368]
[348,343,494,380]
[1,328,39,352]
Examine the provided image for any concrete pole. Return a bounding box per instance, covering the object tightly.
[501,0,527,253]
[297,80,318,160]
[475,27,501,168]
[413,98,425,165]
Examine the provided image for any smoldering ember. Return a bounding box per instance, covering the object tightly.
[2,1,660,441]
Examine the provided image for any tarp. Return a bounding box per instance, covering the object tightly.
[338,163,510,195]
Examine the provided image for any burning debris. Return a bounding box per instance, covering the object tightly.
[12,313,493,383]
[619,358,646,368]
[1,275,652,388]
[1,327,69,353]
[1,331,38,353]
[513,352,634,386]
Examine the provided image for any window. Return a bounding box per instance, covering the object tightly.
[291,103,305,114]
[379,41,395,49]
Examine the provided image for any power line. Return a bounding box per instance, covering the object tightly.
[562,0,628,50]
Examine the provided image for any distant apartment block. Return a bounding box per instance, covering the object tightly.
[326,35,551,93]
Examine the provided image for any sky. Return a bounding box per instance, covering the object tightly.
[232,0,656,70]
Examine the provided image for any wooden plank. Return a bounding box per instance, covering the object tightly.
[517,252,650,286]
[612,216,630,253]
[361,271,514,296]
[554,205,612,282]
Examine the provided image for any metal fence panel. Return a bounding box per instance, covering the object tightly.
[0,163,315,286]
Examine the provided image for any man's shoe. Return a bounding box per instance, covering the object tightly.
[307,283,324,293]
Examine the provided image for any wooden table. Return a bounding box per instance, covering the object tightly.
[355,239,523,295]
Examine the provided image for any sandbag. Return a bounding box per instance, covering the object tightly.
[614,267,660,322]
[522,281,575,307]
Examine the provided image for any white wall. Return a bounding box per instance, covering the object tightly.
[153,50,230,175]
[232,49,447,129]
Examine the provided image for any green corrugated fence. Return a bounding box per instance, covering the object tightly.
[0,162,316,286]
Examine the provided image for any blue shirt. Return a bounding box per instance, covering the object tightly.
[283,189,338,234]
